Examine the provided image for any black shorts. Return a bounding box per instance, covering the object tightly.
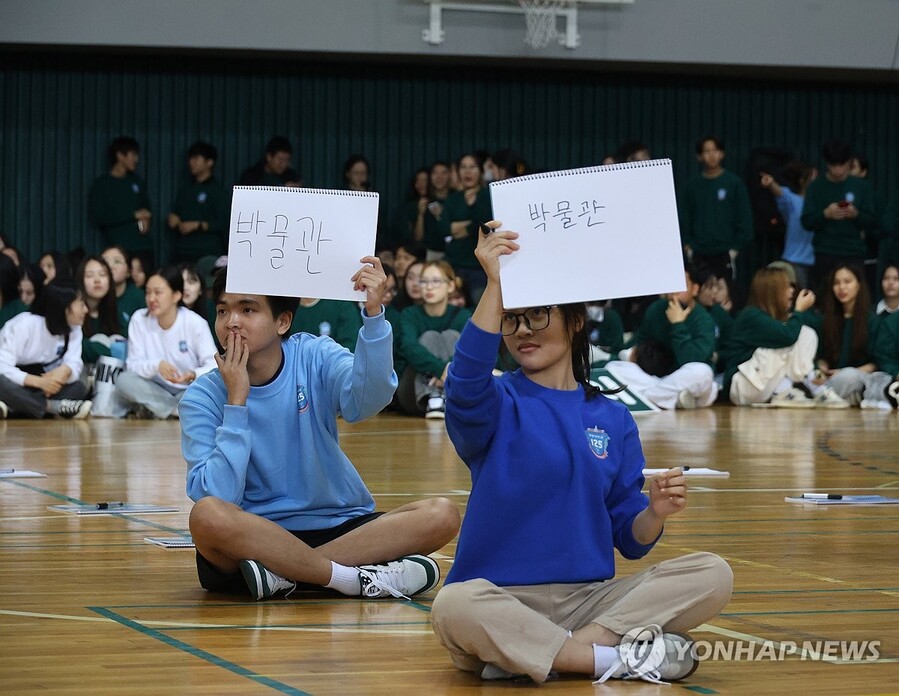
[196,512,384,595]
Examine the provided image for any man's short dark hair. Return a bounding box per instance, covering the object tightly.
[822,140,852,166]
[107,136,140,167]
[634,339,676,378]
[188,141,218,162]
[688,261,716,289]
[211,267,296,336]
[695,135,724,155]
[265,136,293,156]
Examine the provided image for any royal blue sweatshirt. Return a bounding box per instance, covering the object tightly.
[444,321,656,586]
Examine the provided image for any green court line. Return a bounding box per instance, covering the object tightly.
[683,687,718,695]
[0,530,190,535]
[163,620,431,632]
[733,587,899,595]
[103,598,431,609]
[672,516,899,524]
[0,479,186,533]
[0,478,87,503]
[663,529,899,538]
[89,606,312,696]
[724,608,899,617]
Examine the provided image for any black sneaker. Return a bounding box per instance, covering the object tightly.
[239,559,296,600]
[56,399,92,419]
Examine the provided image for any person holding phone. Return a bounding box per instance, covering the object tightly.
[800,140,877,289]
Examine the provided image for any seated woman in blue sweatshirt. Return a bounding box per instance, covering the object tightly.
[181,258,460,602]
[430,222,733,686]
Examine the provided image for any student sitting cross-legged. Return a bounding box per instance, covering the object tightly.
[397,260,472,419]
[604,264,719,410]
[719,267,819,407]
[430,223,732,685]
[0,279,92,419]
[181,259,460,601]
[116,266,218,419]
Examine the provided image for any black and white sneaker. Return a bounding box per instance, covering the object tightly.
[0,400,8,419]
[425,395,445,420]
[357,554,440,599]
[239,559,296,600]
[885,379,899,409]
[56,399,92,419]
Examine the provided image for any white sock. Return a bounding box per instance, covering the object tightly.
[324,561,362,596]
[593,644,619,678]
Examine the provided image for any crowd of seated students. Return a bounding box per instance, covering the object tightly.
[1,134,898,419]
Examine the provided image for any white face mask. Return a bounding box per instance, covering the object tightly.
[586,305,605,322]
[482,168,495,184]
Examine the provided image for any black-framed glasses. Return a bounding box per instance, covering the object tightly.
[500,306,556,336]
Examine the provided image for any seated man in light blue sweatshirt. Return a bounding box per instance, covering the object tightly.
[181,259,460,600]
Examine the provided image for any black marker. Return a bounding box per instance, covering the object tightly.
[479,223,493,236]
[96,501,125,510]
[800,493,842,500]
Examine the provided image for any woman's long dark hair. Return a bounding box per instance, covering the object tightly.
[500,302,617,401]
[0,254,18,307]
[560,303,606,400]
[820,264,870,367]
[30,279,79,339]
[76,255,120,337]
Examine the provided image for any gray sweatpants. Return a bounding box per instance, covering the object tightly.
[430,552,733,683]
[115,371,185,419]
[0,374,89,418]
[822,367,894,406]
[396,329,461,415]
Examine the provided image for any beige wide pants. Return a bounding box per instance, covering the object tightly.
[431,552,733,683]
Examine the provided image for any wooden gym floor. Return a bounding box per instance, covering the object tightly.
[1,407,898,695]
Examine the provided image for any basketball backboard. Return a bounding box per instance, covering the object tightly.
[421,0,634,50]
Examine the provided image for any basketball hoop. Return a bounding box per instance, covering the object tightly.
[518,0,565,48]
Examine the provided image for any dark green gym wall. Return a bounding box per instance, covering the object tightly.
[2,50,897,264]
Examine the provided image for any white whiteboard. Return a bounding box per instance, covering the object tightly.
[489,159,685,309]
[225,186,379,301]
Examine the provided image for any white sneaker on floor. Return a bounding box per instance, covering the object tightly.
[595,625,697,685]
[356,554,440,599]
[676,390,697,410]
[813,387,850,409]
[769,387,815,409]
[480,663,523,680]
[860,398,893,411]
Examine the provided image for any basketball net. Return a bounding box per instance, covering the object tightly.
[519,0,565,49]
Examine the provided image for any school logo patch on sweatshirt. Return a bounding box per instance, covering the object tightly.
[297,385,309,413]
[586,426,610,459]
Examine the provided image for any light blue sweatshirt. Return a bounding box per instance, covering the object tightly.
[776,187,815,266]
[181,310,397,531]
